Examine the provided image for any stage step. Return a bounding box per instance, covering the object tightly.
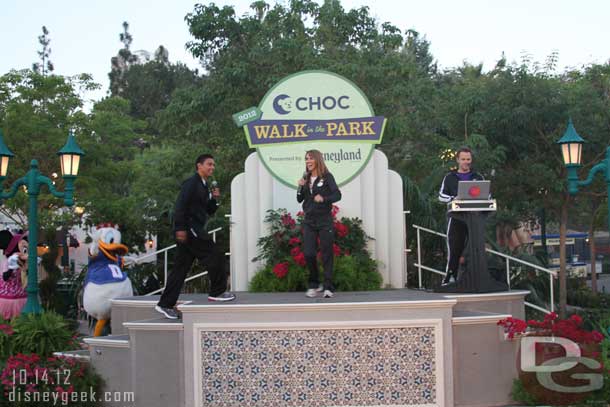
[122,317,185,406]
[52,349,91,362]
[451,309,518,407]
[83,334,133,406]
[444,290,528,319]
[110,295,197,334]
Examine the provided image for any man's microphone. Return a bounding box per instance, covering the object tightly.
[211,180,220,205]
[297,171,308,195]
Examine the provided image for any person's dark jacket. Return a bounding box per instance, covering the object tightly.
[438,170,484,203]
[297,171,342,220]
[173,173,219,237]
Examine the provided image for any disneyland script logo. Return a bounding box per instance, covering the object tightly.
[233,70,386,187]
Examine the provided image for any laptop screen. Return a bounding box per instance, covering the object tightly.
[456,180,490,200]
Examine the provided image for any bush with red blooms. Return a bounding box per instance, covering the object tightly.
[250,207,381,292]
[0,313,106,405]
[498,312,605,344]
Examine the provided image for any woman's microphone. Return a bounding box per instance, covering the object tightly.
[297,171,308,195]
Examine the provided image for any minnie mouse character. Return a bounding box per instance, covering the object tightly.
[0,230,28,319]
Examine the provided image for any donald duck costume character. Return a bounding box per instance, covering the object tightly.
[83,223,133,336]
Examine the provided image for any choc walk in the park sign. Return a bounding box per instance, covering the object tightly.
[233,70,386,187]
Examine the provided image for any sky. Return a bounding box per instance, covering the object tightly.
[1,0,608,105]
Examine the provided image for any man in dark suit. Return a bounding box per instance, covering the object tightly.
[156,154,235,319]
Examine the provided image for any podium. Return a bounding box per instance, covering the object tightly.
[435,199,508,293]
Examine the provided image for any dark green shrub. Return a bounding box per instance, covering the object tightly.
[11,312,74,357]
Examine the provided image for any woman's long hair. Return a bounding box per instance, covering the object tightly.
[305,149,328,179]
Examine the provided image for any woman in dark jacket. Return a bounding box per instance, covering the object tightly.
[296,150,342,298]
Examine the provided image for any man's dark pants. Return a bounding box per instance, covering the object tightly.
[446,216,468,279]
[158,232,227,308]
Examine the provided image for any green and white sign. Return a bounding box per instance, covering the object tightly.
[235,70,386,187]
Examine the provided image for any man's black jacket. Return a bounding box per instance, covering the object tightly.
[438,170,484,203]
[297,172,342,220]
[173,173,218,237]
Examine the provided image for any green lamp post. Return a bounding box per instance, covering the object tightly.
[557,119,610,235]
[0,129,84,314]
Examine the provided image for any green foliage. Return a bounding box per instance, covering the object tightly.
[510,378,538,406]
[250,260,309,292]
[0,69,98,231]
[0,320,13,361]
[10,312,74,357]
[332,254,381,291]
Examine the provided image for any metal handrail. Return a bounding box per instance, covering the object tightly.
[145,271,209,296]
[412,223,556,313]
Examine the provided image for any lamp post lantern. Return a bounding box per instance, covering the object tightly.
[557,118,610,236]
[0,129,84,314]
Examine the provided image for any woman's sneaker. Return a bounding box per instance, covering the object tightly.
[323,290,334,298]
[306,285,324,298]
[208,292,236,302]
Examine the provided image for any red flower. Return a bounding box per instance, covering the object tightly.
[272,262,289,279]
[293,252,306,266]
[281,214,296,228]
[0,324,13,335]
[290,247,301,257]
[288,237,301,246]
[331,205,340,218]
[296,211,304,217]
[334,222,349,238]
[332,244,341,256]
[500,313,604,345]
[497,317,528,339]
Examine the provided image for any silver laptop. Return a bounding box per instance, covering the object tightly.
[456,180,490,200]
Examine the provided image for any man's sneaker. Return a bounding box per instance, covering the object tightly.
[323,290,334,298]
[208,292,236,302]
[305,289,317,298]
[155,305,179,320]
[441,275,456,286]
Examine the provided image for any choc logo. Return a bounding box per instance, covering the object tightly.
[272,94,350,115]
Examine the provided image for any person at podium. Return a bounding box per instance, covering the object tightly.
[297,150,342,298]
[438,147,485,285]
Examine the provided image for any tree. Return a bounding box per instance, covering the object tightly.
[114,60,199,124]
[109,21,139,96]
[32,26,54,77]
[0,69,98,230]
[77,96,152,249]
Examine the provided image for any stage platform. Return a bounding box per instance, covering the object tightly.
[81,289,528,407]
